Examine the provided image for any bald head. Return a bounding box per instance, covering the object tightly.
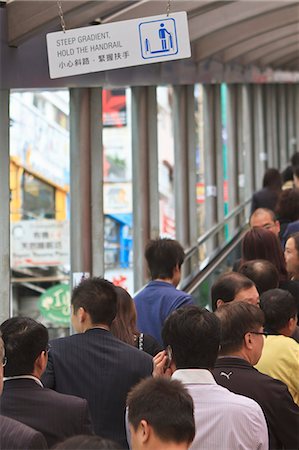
[249,208,280,237]
[238,260,279,294]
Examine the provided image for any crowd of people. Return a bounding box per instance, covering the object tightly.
[1,155,299,450]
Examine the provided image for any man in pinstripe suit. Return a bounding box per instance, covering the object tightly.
[0,318,93,448]
[42,277,153,449]
[0,334,48,450]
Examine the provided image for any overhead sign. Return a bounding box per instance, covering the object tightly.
[39,284,70,325]
[11,220,69,268]
[46,12,191,79]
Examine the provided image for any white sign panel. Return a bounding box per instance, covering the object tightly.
[46,12,191,78]
[11,220,70,268]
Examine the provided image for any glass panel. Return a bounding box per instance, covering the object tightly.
[102,88,134,294]
[220,84,229,241]
[22,173,55,219]
[10,91,70,339]
[157,86,175,238]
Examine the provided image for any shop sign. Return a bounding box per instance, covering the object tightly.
[11,220,69,268]
[38,284,70,325]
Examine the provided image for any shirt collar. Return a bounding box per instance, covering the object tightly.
[4,375,43,387]
[172,369,216,384]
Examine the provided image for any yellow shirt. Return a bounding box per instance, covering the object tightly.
[255,335,299,406]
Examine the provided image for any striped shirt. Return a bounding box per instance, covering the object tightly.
[172,369,268,450]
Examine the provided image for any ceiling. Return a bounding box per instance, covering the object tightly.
[1,0,299,87]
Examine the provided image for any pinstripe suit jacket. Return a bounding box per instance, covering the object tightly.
[42,328,153,448]
[0,415,48,450]
[0,379,93,448]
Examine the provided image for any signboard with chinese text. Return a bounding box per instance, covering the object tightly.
[39,284,70,325]
[11,220,69,268]
[46,12,190,78]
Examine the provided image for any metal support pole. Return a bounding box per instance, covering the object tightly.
[131,86,158,291]
[286,84,296,160]
[0,89,10,322]
[90,88,104,277]
[295,85,299,152]
[203,85,219,253]
[253,84,266,189]
[173,85,197,278]
[70,88,92,282]
[277,84,288,170]
[226,85,239,228]
[242,85,254,206]
[215,85,224,244]
[265,85,275,167]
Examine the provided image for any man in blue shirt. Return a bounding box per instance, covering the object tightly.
[134,238,194,344]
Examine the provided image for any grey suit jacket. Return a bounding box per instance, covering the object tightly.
[0,378,93,448]
[0,415,48,450]
[42,328,153,448]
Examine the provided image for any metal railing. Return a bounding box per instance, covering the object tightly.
[180,198,251,292]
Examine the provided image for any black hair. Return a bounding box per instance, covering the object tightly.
[291,152,299,168]
[0,317,48,377]
[162,306,221,369]
[71,277,117,326]
[215,302,265,355]
[211,272,254,311]
[289,232,299,254]
[260,289,297,332]
[127,377,195,445]
[262,168,282,190]
[293,165,299,179]
[276,188,299,222]
[145,238,185,279]
[238,260,279,294]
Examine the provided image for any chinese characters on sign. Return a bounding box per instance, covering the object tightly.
[46,12,190,78]
[11,220,69,268]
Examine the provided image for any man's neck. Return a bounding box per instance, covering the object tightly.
[82,324,110,333]
[145,438,190,450]
[155,278,174,285]
[218,350,251,364]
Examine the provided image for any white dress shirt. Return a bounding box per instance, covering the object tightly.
[172,369,268,450]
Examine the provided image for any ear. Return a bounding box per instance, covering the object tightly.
[216,299,225,309]
[139,420,151,444]
[243,332,253,350]
[288,316,297,335]
[77,306,87,323]
[275,220,281,232]
[34,351,48,376]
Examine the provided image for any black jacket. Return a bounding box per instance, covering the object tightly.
[42,328,153,448]
[0,378,93,448]
[212,357,299,450]
[0,415,48,450]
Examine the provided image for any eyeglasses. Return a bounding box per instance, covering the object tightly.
[2,356,7,367]
[248,331,268,337]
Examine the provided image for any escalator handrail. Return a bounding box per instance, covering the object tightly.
[184,198,251,260]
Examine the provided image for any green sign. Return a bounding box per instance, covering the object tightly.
[39,284,70,325]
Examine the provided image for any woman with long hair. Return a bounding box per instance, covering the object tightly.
[241,228,288,282]
[111,286,162,357]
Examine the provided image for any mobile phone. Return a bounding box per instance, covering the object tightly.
[165,345,172,370]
